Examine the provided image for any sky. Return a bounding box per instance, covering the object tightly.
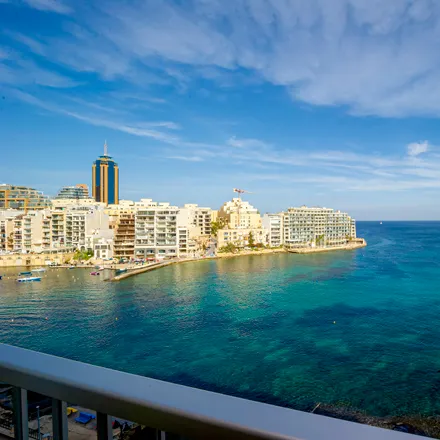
[1,1,440,220]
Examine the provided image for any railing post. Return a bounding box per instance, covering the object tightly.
[52,399,68,440]
[96,413,112,440]
[12,387,28,440]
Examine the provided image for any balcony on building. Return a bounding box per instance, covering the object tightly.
[0,343,422,440]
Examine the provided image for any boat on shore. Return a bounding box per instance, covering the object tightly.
[17,277,41,283]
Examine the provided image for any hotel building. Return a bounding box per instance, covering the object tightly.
[283,206,356,248]
[92,142,119,205]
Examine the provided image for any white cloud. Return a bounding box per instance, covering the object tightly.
[227,136,270,149]
[23,0,71,14]
[167,155,204,162]
[407,141,429,156]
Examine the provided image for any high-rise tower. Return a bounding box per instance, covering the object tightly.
[92,141,119,205]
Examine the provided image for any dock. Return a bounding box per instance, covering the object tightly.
[111,257,202,281]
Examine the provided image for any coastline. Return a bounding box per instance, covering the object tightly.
[314,403,440,437]
[287,238,367,254]
[112,240,367,281]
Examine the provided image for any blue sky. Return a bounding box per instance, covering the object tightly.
[1,0,440,219]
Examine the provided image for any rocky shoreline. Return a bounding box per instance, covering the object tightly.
[314,403,440,438]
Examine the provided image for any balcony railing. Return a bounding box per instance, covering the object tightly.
[0,343,424,440]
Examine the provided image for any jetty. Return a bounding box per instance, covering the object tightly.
[111,257,201,281]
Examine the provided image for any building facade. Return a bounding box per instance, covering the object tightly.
[92,143,119,205]
[135,204,179,259]
[55,184,89,199]
[218,198,262,229]
[217,228,268,249]
[0,184,51,210]
[283,207,356,248]
[262,213,284,247]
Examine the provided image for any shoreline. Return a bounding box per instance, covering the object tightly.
[287,238,367,254]
[314,403,440,437]
[112,240,367,281]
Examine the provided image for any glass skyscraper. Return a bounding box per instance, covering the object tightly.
[92,143,119,205]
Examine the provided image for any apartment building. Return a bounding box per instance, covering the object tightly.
[181,204,213,236]
[55,184,89,199]
[112,213,135,260]
[135,203,179,259]
[49,210,66,249]
[0,184,51,210]
[218,198,262,229]
[65,207,110,251]
[12,212,46,253]
[262,213,284,247]
[217,228,268,249]
[0,210,22,252]
[283,206,356,248]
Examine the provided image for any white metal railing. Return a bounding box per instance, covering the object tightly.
[0,344,425,440]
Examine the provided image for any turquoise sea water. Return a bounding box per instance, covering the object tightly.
[1,221,440,417]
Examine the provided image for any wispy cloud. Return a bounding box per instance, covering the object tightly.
[22,0,72,14]
[10,89,180,143]
[167,155,204,162]
[407,140,429,157]
[227,136,270,149]
[6,0,440,117]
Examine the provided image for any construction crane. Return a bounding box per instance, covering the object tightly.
[232,188,253,229]
[233,188,252,199]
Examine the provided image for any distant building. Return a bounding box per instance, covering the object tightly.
[283,206,356,248]
[217,228,268,249]
[92,142,119,205]
[55,184,89,200]
[218,198,262,229]
[262,213,284,247]
[0,184,51,210]
[180,204,214,236]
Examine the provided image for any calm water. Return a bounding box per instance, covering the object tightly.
[1,221,440,417]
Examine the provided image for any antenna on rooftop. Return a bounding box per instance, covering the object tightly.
[104,140,108,156]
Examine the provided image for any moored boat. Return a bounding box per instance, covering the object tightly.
[90,272,100,276]
[17,277,41,283]
[32,268,47,273]
[19,271,32,276]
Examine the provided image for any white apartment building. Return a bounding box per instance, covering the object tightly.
[65,207,110,251]
[135,203,179,259]
[12,211,47,253]
[262,213,284,247]
[283,206,356,248]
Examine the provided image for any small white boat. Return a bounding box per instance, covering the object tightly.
[68,266,75,270]
[17,277,41,283]
[380,222,383,225]
[32,268,47,273]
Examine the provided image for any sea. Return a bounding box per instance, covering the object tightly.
[1,221,440,418]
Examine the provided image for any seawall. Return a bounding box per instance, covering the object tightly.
[287,239,367,254]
